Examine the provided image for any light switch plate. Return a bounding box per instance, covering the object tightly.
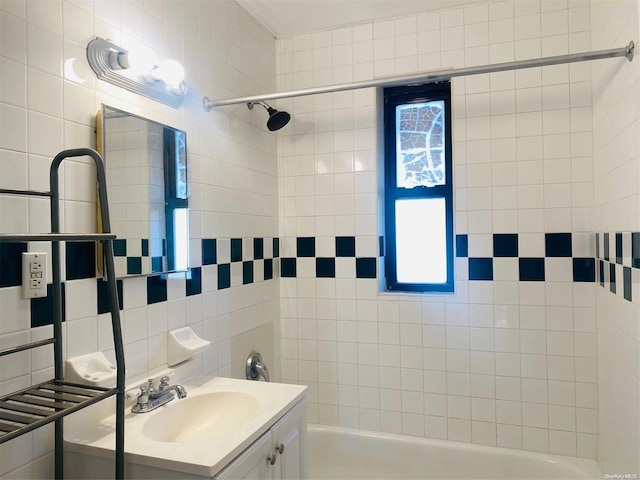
[22,252,47,299]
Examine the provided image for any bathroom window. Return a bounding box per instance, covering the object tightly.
[383,82,454,293]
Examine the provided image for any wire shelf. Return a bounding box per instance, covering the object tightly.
[0,380,117,445]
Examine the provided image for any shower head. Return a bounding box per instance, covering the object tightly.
[247,102,290,131]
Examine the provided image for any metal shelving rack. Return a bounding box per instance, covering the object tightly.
[0,148,125,479]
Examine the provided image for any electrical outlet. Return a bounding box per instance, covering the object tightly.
[22,252,47,299]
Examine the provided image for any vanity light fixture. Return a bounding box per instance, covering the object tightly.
[87,37,187,108]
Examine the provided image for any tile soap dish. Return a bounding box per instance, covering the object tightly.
[168,327,211,366]
[65,352,117,387]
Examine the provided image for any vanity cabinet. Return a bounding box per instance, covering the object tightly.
[216,400,307,480]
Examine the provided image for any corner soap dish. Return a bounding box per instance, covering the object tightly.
[65,352,117,387]
[167,327,211,367]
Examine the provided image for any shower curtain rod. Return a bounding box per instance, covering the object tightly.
[203,40,634,111]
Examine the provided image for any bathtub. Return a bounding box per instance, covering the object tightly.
[307,424,603,480]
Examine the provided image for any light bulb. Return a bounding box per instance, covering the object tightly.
[126,49,155,76]
[149,60,185,88]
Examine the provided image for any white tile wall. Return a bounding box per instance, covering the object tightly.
[591,0,640,475]
[1,0,638,475]
[0,0,279,477]
[276,0,601,459]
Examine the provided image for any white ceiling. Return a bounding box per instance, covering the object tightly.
[236,0,487,37]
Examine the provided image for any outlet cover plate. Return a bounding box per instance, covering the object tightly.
[22,252,47,299]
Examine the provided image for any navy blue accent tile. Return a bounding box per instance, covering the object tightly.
[264,259,273,280]
[127,257,142,275]
[604,233,610,261]
[146,275,167,304]
[616,233,623,264]
[493,234,518,257]
[31,283,65,328]
[273,238,280,258]
[254,238,264,260]
[456,235,468,258]
[297,237,315,257]
[356,258,377,278]
[469,258,493,280]
[186,268,202,296]
[316,258,335,278]
[113,239,126,257]
[595,233,600,259]
[545,233,572,257]
[231,238,242,262]
[599,260,605,287]
[624,267,632,302]
[379,236,384,257]
[152,257,163,273]
[202,239,217,265]
[573,258,595,282]
[633,233,640,268]
[0,242,27,287]
[243,261,253,285]
[141,239,149,257]
[218,264,230,290]
[66,241,95,280]
[97,278,123,314]
[519,258,545,282]
[609,263,616,294]
[281,258,297,277]
[336,237,356,257]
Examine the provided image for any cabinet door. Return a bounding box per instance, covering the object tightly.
[270,401,307,480]
[216,431,273,480]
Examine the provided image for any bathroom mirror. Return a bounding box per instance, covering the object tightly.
[97,105,188,277]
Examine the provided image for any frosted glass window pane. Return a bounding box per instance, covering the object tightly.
[173,208,189,271]
[396,100,445,188]
[395,198,447,283]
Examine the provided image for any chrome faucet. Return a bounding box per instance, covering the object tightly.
[131,376,187,414]
[246,351,270,382]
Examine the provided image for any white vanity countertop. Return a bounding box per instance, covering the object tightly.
[63,376,307,477]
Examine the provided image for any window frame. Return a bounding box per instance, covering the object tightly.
[383,81,454,293]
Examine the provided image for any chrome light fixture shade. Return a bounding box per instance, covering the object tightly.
[87,37,187,109]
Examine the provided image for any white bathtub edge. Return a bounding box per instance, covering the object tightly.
[307,423,603,480]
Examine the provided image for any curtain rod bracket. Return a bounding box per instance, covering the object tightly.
[626,40,635,61]
[203,96,212,112]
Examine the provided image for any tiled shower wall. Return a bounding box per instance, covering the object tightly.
[0,0,279,477]
[276,0,602,458]
[591,0,640,475]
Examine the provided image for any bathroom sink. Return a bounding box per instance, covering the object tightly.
[65,375,307,477]
[142,391,260,443]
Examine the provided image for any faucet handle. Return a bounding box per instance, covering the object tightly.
[137,385,149,405]
[158,375,171,390]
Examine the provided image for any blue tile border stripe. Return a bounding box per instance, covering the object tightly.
[7,231,638,329]
[595,232,639,303]
[456,233,603,283]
